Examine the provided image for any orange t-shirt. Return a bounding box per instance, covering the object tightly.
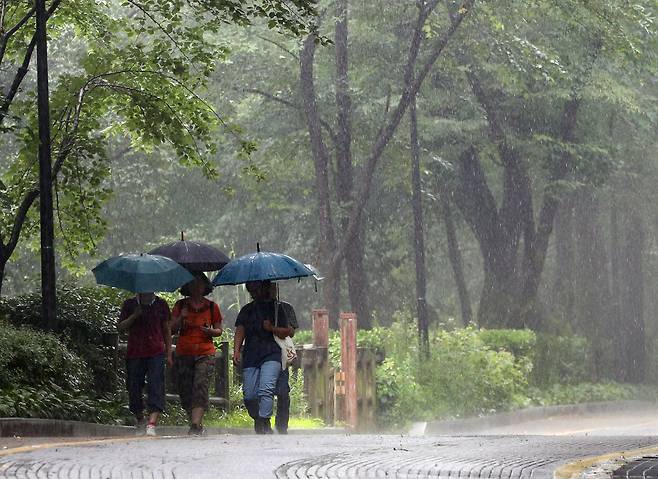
[172,298,222,356]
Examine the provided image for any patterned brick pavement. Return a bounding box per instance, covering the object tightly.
[0,435,657,479]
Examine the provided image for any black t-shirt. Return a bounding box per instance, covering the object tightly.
[235,300,290,368]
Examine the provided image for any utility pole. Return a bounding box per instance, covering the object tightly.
[36,0,57,331]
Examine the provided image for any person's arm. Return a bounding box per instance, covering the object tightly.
[264,303,291,339]
[284,303,297,338]
[201,303,223,337]
[169,301,186,333]
[117,304,142,332]
[163,308,173,367]
[232,325,245,366]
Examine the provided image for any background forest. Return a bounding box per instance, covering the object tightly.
[0,0,657,427]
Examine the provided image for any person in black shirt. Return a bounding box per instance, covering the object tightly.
[233,280,290,434]
[265,282,298,434]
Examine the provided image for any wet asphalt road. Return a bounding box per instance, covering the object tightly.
[1,410,658,478]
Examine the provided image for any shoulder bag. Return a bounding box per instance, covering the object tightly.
[273,300,297,368]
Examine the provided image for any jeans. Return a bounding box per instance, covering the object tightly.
[125,354,166,417]
[242,360,281,419]
[275,368,290,430]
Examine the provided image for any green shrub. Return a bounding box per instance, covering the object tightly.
[531,334,590,387]
[0,284,126,338]
[0,320,90,390]
[0,285,127,394]
[375,322,531,428]
[478,329,536,359]
[529,382,658,405]
[0,320,124,423]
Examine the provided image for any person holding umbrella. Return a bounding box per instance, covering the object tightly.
[117,291,173,436]
[266,282,298,434]
[94,253,193,436]
[170,273,223,436]
[233,280,292,434]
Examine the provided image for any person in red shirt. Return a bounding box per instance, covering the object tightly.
[170,273,223,435]
[117,292,172,436]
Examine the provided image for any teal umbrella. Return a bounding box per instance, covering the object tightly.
[212,249,316,286]
[92,253,194,293]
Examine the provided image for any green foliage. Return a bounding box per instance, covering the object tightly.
[0,285,126,393]
[370,319,532,428]
[531,334,591,387]
[478,329,536,359]
[529,382,658,406]
[0,320,90,390]
[0,284,126,335]
[0,319,123,422]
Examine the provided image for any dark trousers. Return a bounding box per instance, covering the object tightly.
[125,354,166,418]
[275,368,290,431]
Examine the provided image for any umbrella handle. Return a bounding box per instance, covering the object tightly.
[181,231,185,241]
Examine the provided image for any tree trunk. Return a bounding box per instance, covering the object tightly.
[552,196,576,328]
[609,197,624,375]
[410,99,429,354]
[334,0,371,329]
[36,0,57,332]
[0,259,5,296]
[621,208,646,383]
[300,35,341,328]
[573,189,613,380]
[439,191,472,327]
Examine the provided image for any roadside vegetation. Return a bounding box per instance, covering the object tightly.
[2,287,656,429]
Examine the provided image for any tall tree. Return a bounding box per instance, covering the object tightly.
[410,98,429,353]
[0,0,322,295]
[35,0,56,329]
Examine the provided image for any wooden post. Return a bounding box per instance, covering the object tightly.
[340,312,357,429]
[312,309,329,347]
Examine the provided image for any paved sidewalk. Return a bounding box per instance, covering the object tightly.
[1,434,658,478]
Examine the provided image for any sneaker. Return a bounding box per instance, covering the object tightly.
[145,424,157,437]
[134,418,146,436]
[188,424,206,436]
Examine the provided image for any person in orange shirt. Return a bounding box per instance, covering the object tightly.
[170,272,223,435]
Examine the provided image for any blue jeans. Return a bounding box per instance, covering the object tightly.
[125,354,166,417]
[242,360,281,419]
[275,369,290,430]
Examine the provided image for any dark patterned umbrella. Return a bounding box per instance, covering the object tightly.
[149,232,230,272]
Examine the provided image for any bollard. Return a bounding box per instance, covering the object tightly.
[340,312,358,429]
[312,309,329,348]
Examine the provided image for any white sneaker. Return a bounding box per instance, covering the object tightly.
[145,424,157,437]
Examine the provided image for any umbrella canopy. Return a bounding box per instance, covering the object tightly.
[92,253,194,293]
[149,239,230,272]
[212,251,316,286]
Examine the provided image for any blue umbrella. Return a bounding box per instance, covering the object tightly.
[92,253,195,293]
[212,249,316,286]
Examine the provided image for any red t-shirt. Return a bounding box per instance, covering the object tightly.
[119,296,170,359]
[172,298,222,356]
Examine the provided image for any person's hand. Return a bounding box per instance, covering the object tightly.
[232,350,241,367]
[275,329,288,339]
[132,305,143,319]
[200,325,213,337]
[263,319,273,332]
[167,350,174,368]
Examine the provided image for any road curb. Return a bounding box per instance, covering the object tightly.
[0,417,342,438]
[423,400,658,435]
[554,445,658,479]
[0,435,165,458]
